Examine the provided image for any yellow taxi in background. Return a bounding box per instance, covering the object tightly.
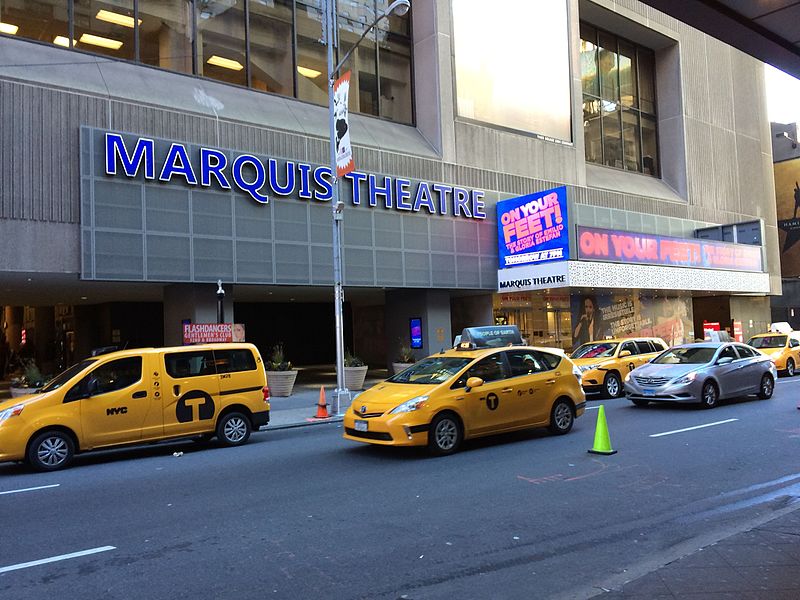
[343,326,585,455]
[0,344,269,471]
[570,337,668,398]
[747,332,800,376]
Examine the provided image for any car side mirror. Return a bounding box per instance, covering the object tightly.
[465,376,484,392]
[717,357,733,365]
[619,350,632,357]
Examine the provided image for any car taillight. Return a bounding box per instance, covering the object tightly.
[262,386,270,403]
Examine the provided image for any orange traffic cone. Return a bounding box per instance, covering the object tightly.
[314,387,330,419]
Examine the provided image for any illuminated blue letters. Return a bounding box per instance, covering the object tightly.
[431,183,452,216]
[269,159,295,196]
[105,133,155,179]
[159,143,198,184]
[345,171,367,205]
[453,187,472,218]
[199,148,231,189]
[369,175,393,208]
[297,164,313,199]
[413,182,436,214]
[395,178,412,211]
[313,166,333,201]
[232,154,269,204]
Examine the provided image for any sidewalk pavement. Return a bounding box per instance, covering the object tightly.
[597,506,800,599]
[265,365,389,429]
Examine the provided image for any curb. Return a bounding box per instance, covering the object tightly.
[265,416,344,431]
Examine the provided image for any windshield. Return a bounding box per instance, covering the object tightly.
[571,342,618,359]
[652,347,716,365]
[748,336,786,349]
[39,359,97,393]
[388,357,472,385]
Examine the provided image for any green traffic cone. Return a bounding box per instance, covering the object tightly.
[588,405,617,455]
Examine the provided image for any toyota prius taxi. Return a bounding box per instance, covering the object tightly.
[342,326,586,455]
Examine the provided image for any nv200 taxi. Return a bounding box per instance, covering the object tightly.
[0,343,269,471]
[343,326,585,455]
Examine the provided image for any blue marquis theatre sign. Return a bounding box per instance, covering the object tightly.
[104,132,487,220]
[496,186,570,292]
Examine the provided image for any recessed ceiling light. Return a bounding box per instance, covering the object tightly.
[81,296,88,300]
[95,9,141,28]
[53,36,76,47]
[207,55,243,70]
[79,33,123,50]
[26,278,32,282]
[0,22,19,35]
[297,66,322,79]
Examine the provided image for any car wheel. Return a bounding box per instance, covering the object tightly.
[631,399,650,407]
[428,412,463,455]
[27,430,75,472]
[758,374,774,399]
[604,372,623,398]
[700,381,719,409]
[216,412,251,446]
[548,398,575,435]
[787,359,795,378]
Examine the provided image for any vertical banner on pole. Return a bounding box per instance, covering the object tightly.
[334,71,354,178]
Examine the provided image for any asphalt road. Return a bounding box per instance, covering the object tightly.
[2,378,800,600]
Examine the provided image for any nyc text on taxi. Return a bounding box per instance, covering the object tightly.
[343,326,586,455]
[0,343,269,471]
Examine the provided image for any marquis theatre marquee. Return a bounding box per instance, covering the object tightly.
[496,186,570,292]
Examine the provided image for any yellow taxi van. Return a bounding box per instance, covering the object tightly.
[570,337,668,398]
[747,332,800,376]
[343,326,585,455]
[0,343,269,471]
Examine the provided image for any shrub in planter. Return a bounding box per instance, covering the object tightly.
[10,360,47,397]
[266,343,297,397]
[392,344,416,375]
[343,350,368,391]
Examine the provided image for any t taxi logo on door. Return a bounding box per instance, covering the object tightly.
[104,132,487,220]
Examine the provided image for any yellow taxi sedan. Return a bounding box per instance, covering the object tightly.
[747,332,800,376]
[570,337,668,398]
[343,339,585,455]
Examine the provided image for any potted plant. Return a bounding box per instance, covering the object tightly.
[10,360,46,398]
[343,350,369,391]
[392,343,416,375]
[265,343,297,397]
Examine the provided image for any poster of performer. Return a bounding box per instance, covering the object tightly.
[775,156,800,277]
[334,71,354,178]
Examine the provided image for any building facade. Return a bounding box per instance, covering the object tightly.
[0,0,780,375]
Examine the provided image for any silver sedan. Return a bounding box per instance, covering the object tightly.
[624,342,777,408]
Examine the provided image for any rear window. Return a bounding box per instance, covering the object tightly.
[165,351,216,378]
[635,341,654,354]
[214,349,257,373]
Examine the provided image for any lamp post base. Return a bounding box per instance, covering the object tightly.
[332,388,352,416]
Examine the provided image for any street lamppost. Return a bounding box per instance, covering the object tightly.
[326,0,411,415]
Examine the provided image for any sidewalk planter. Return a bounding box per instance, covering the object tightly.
[344,365,369,391]
[266,370,297,397]
[10,386,39,398]
[392,362,414,375]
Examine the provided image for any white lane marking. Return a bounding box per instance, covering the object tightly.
[0,484,60,496]
[0,546,116,574]
[649,418,738,438]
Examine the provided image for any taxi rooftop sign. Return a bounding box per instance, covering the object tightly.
[104,131,487,220]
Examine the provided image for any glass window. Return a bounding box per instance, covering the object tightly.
[338,13,379,116]
[72,356,143,399]
[638,48,656,114]
[506,351,547,377]
[572,342,618,359]
[618,40,637,108]
[452,354,508,388]
[196,0,246,87]
[622,109,641,172]
[296,1,328,106]
[598,32,618,102]
[641,114,659,176]
[583,98,603,164]
[735,345,756,358]
[214,349,257,373]
[44,359,97,393]
[579,23,599,96]
[389,357,472,385]
[453,0,572,141]
[73,0,135,60]
[635,341,653,354]
[249,0,294,96]
[139,0,193,75]
[791,338,800,348]
[378,32,412,124]
[0,1,69,47]
[621,341,637,355]
[718,346,738,362]
[602,102,622,168]
[165,350,216,377]
[653,347,716,364]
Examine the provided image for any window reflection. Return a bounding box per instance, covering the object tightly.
[196,1,246,87]
[338,13,379,116]
[249,0,294,96]
[295,1,328,106]
[139,0,193,74]
[73,0,135,60]
[379,31,412,124]
[581,23,658,177]
[1,1,69,46]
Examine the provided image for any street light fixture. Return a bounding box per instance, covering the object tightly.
[326,0,411,415]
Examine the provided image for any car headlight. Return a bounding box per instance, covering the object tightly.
[572,365,582,382]
[672,372,697,385]
[0,404,24,423]
[579,363,600,372]
[624,372,632,382]
[389,395,429,414]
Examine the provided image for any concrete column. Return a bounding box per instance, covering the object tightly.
[163,284,236,346]
[384,289,452,367]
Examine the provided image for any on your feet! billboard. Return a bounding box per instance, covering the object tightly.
[496,186,570,292]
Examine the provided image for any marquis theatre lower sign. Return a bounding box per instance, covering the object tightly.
[497,186,568,269]
[577,226,762,272]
